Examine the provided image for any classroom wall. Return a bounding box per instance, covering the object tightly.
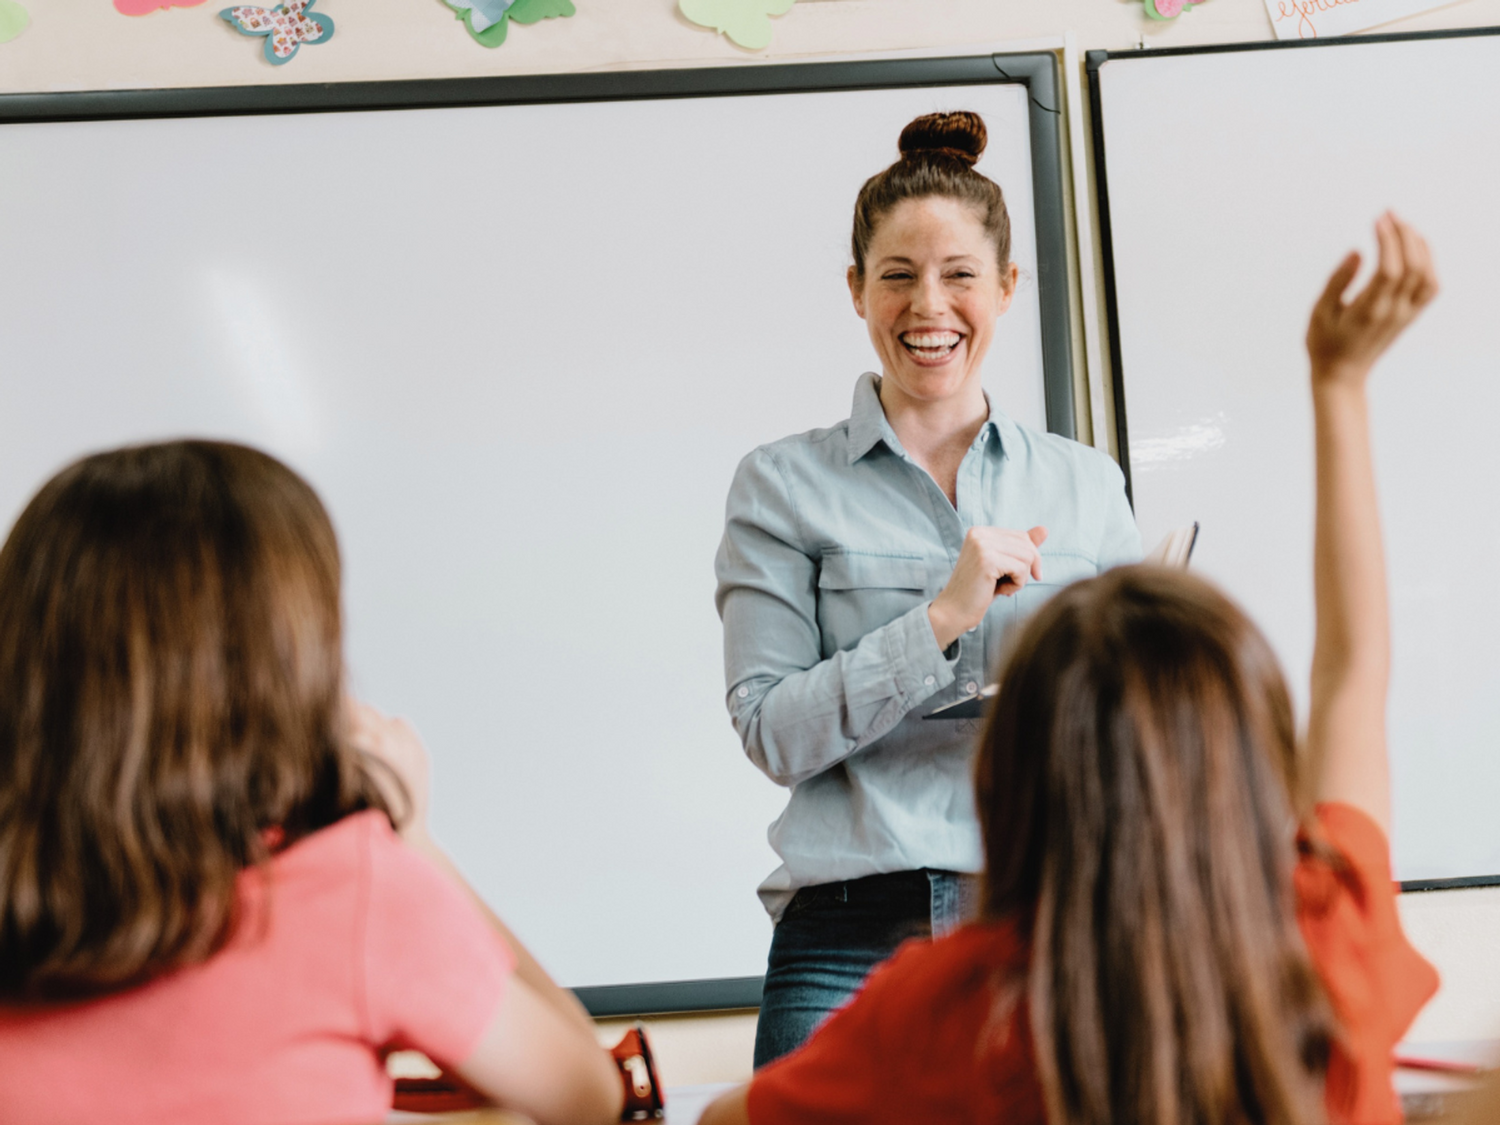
[7,0,1500,1087]
[7,0,1500,94]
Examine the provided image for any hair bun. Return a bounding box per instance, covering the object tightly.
[898,111,986,168]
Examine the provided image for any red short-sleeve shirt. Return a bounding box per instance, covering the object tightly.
[749,802,1438,1125]
[0,810,515,1125]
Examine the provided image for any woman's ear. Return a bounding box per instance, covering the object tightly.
[847,265,867,320]
[995,262,1019,316]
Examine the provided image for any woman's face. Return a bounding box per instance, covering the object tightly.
[848,195,1018,406]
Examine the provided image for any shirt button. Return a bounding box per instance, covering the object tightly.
[980,430,989,442]
[736,686,749,699]
[965,681,979,695]
[966,625,978,634]
[923,675,936,687]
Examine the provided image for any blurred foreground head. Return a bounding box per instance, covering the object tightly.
[0,440,389,1000]
[976,565,1332,1125]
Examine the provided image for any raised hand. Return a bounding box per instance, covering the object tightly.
[1307,211,1438,389]
[1305,214,1437,833]
[927,525,1047,650]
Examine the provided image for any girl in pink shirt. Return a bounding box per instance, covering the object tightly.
[0,441,631,1125]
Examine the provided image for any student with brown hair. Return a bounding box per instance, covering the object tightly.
[704,215,1440,1125]
[0,441,632,1124]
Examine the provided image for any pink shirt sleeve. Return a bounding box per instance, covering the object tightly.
[357,817,516,1066]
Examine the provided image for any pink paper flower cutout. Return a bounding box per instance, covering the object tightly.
[115,0,207,15]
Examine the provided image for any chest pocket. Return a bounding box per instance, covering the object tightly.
[816,550,928,657]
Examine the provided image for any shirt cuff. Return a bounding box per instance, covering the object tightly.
[887,601,959,705]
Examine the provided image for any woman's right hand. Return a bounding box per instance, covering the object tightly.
[928,525,1048,650]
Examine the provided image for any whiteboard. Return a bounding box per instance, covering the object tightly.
[1092,32,1500,885]
[0,60,1061,993]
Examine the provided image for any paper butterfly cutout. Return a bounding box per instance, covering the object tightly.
[0,0,29,42]
[220,0,333,64]
[679,0,795,51]
[1145,0,1204,17]
[115,0,205,17]
[442,0,572,47]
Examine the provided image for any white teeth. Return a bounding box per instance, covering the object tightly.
[902,332,961,350]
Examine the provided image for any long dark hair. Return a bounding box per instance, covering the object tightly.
[976,566,1333,1125]
[0,441,392,1000]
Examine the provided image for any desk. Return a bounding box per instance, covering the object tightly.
[1398,1041,1499,1121]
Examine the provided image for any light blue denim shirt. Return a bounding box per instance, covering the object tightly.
[715,374,1141,920]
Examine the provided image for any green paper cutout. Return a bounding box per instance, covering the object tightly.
[508,0,573,22]
[446,0,572,48]
[679,0,795,51]
[0,0,30,43]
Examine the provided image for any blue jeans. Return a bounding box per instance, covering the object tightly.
[752,869,979,1068]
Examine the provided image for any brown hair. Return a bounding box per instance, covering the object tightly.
[0,441,393,1000]
[976,566,1333,1125]
[851,110,1013,282]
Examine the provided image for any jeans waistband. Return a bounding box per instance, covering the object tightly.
[801,867,968,904]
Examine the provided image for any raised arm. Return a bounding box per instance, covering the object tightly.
[1304,213,1437,833]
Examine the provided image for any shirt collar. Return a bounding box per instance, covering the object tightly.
[846,372,1010,465]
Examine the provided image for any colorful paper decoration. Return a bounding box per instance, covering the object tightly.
[221,0,333,63]
[0,0,28,42]
[115,0,205,16]
[442,0,573,47]
[1144,0,1203,16]
[679,0,795,50]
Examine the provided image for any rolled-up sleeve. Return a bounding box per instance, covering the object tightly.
[714,448,956,787]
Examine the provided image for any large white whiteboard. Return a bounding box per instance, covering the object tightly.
[1094,33,1500,884]
[0,72,1050,989]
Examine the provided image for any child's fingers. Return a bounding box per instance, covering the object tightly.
[1315,251,1361,317]
[1404,226,1440,308]
[1375,211,1406,284]
[1349,213,1405,323]
[1391,216,1432,308]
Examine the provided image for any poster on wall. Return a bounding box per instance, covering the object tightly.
[1263,0,1460,38]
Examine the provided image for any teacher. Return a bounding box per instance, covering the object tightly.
[714,111,1141,1067]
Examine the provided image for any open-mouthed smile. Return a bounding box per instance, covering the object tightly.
[899,330,964,363]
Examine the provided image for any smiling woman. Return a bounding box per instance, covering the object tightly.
[713,111,1142,1067]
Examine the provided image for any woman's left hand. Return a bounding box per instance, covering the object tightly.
[348,700,432,844]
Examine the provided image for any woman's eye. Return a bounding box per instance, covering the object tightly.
[882,272,913,281]
[949,271,976,280]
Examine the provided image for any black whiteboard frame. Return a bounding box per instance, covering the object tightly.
[0,51,1074,1017]
[1087,26,1500,895]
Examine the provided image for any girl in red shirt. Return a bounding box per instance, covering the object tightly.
[0,441,635,1124]
[703,216,1441,1125]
